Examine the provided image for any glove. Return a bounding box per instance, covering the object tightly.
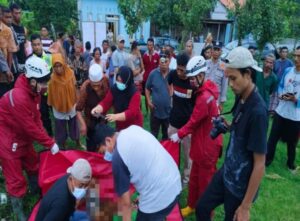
[170,133,181,143]
[51,143,59,155]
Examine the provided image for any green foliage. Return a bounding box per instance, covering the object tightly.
[230,0,287,49]
[117,0,158,36]
[28,0,77,34]
[173,0,216,42]
[8,0,30,10]
[21,11,39,36]
[0,0,8,6]
[150,0,182,32]
[279,0,300,45]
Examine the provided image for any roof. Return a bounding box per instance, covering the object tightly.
[220,0,245,9]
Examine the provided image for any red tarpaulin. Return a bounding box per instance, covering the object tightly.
[29,140,183,221]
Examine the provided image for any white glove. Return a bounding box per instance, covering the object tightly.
[170,133,181,143]
[51,143,59,155]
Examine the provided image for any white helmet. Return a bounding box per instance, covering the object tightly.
[89,64,103,82]
[186,56,207,77]
[25,56,51,82]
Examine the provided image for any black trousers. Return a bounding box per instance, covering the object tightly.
[196,169,242,221]
[150,112,169,140]
[40,95,53,136]
[266,113,299,168]
[86,128,97,152]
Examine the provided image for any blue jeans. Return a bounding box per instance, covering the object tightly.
[136,195,178,221]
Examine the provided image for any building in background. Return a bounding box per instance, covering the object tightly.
[77,0,151,49]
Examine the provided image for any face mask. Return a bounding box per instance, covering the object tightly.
[116,82,126,91]
[72,187,87,200]
[104,150,113,162]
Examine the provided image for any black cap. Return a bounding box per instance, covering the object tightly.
[212,41,223,49]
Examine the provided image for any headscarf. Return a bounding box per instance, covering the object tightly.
[111,66,136,113]
[48,53,77,113]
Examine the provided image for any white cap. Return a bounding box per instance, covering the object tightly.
[25,56,50,79]
[224,46,262,72]
[89,64,103,82]
[67,159,92,182]
[186,56,207,77]
[117,35,125,42]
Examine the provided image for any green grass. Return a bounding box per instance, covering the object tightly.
[179,89,300,221]
[1,89,300,220]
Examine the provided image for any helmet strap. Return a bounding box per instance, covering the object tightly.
[29,78,39,93]
[196,75,203,87]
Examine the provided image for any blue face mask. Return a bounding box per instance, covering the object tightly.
[72,187,87,200]
[116,82,126,91]
[104,150,113,161]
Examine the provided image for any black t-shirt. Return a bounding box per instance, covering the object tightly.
[222,88,268,199]
[35,174,76,221]
[168,70,195,128]
[11,23,26,65]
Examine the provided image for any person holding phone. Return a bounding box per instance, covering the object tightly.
[266,46,300,171]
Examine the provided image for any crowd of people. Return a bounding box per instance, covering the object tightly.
[0,3,299,221]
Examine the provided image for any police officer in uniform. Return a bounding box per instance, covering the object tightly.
[205,41,228,111]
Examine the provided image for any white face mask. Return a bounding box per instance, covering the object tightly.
[72,187,87,200]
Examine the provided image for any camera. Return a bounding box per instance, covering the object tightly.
[210,117,228,139]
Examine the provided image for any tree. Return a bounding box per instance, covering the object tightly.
[28,0,77,33]
[279,0,300,48]
[117,0,158,37]
[150,0,182,35]
[173,0,217,41]
[229,0,253,45]
[0,0,8,6]
[230,0,286,49]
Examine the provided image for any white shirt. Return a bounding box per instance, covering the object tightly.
[116,125,182,213]
[169,57,177,70]
[276,67,300,121]
[52,106,76,120]
[101,50,110,73]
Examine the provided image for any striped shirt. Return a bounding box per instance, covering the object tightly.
[41,38,53,51]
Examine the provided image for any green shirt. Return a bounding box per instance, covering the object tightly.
[256,71,278,107]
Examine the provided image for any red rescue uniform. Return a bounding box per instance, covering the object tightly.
[178,80,223,208]
[0,74,54,197]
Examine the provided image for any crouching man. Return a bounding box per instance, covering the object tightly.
[35,159,92,221]
[94,124,181,221]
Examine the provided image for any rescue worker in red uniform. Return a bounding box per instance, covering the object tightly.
[170,56,222,218]
[0,56,59,221]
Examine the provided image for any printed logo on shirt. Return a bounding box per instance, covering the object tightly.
[219,62,225,71]
[173,85,192,99]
